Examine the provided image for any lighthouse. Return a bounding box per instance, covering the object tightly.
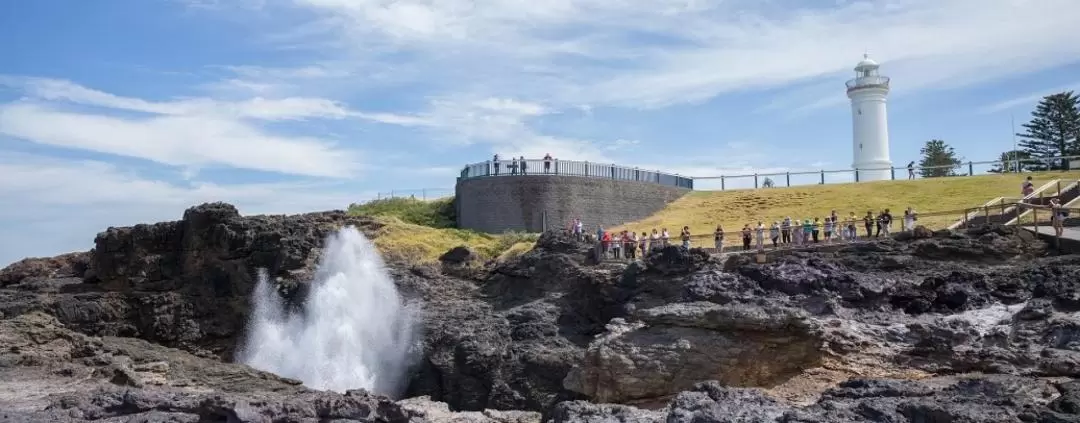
[846,54,892,181]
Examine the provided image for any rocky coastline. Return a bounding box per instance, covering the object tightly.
[2,202,1080,422]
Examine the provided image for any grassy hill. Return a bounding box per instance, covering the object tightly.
[347,197,537,264]
[611,171,1080,243]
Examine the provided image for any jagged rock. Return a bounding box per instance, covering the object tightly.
[564,304,822,403]
[0,252,90,286]
[642,246,711,275]
[5,204,1080,423]
[440,246,479,266]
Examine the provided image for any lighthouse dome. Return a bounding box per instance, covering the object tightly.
[855,54,879,69]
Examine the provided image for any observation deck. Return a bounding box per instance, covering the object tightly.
[458,158,693,189]
[846,75,891,92]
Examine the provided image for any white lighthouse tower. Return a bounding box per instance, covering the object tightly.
[846,54,892,181]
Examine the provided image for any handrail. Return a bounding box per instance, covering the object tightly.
[1005,179,1079,225]
[947,179,1064,229]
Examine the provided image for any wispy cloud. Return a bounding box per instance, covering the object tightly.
[271,0,1080,112]
[977,82,1080,114]
[0,76,443,177]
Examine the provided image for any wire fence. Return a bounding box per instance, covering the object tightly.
[370,188,454,202]
[693,155,1080,191]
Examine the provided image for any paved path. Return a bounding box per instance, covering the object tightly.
[1023,225,1080,241]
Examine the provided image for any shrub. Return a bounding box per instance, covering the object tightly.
[348,197,456,229]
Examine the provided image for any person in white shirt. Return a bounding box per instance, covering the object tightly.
[755,221,766,251]
[661,228,670,247]
[905,207,917,232]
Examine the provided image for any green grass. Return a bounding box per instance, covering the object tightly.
[347,197,456,228]
[347,197,538,264]
[612,171,1080,244]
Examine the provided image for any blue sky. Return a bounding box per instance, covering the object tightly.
[1,0,1080,264]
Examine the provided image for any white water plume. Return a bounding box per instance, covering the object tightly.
[238,226,418,396]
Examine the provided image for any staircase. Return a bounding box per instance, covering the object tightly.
[1005,179,1080,225]
[948,179,1062,229]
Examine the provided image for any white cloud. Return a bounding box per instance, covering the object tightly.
[1,75,419,123]
[0,102,359,178]
[282,0,1080,111]
[978,82,1080,114]
[0,76,447,177]
[0,152,362,266]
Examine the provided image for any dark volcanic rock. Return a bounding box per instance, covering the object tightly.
[1,202,381,359]
[4,202,1080,423]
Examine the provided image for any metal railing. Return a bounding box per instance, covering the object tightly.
[581,201,1080,261]
[458,158,694,189]
[693,155,1080,191]
[846,76,890,90]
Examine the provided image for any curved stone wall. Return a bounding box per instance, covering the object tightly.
[455,175,691,233]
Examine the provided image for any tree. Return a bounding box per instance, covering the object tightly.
[918,139,963,178]
[1016,91,1080,170]
[988,150,1032,173]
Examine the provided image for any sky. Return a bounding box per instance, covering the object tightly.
[1,0,1079,265]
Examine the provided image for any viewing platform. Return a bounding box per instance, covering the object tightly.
[459,158,694,189]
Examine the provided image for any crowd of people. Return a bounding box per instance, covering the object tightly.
[569,207,923,260]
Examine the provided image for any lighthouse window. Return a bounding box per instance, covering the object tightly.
[858,108,862,115]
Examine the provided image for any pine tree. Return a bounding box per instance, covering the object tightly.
[918,139,963,178]
[988,150,1032,173]
[1016,91,1080,170]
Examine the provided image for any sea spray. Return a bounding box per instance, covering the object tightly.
[238,226,418,396]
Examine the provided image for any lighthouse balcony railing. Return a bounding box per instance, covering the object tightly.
[846,76,891,90]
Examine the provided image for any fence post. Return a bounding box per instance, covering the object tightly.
[968,162,974,176]
[721,176,726,191]
[820,170,825,185]
[585,162,589,177]
[555,160,559,175]
[754,174,759,189]
[855,169,860,182]
[611,164,615,179]
[786,172,791,187]
[891,167,896,180]
[656,171,660,183]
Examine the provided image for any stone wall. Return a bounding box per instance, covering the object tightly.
[456,175,691,233]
